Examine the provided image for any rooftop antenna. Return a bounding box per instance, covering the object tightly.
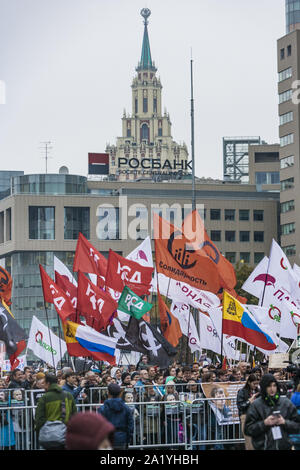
[40,141,53,174]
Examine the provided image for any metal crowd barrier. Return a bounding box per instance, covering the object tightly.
[0,384,245,450]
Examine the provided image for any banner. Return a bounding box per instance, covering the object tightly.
[105,249,153,296]
[118,285,152,320]
[27,316,67,368]
[153,213,221,293]
[201,382,244,425]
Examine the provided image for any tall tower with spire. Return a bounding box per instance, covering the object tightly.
[106,8,189,181]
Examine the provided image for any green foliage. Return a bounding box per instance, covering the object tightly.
[234,261,259,305]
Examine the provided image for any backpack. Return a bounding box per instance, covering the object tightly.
[39,394,67,450]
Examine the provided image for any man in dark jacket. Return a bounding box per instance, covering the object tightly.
[8,369,26,389]
[62,372,86,404]
[98,383,133,449]
[244,373,300,450]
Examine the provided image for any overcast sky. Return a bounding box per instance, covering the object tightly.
[0,0,285,179]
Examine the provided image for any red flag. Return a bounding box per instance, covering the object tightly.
[39,265,74,322]
[55,272,78,322]
[105,249,153,297]
[77,271,118,332]
[153,213,221,293]
[73,232,107,279]
[10,340,26,370]
[158,291,182,347]
[222,356,227,370]
[0,266,13,306]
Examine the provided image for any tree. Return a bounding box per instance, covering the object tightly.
[234,261,258,305]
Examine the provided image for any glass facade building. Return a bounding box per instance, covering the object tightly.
[286,0,300,33]
[0,171,24,199]
[11,174,88,196]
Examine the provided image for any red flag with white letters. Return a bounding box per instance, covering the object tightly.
[77,271,118,332]
[105,249,153,296]
[55,271,78,322]
[73,232,107,279]
[39,265,74,322]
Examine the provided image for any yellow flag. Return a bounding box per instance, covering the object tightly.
[223,291,244,324]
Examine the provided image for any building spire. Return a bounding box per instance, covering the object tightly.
[137,8,157,71]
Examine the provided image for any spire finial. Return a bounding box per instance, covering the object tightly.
[141,8,151,25]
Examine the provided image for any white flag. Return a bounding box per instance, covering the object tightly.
[241,256,269,299]
[127,236,153,268]
[27,316,67,368]
[54,256,77,286]
[261,239,298,339]
[170,302,201,353]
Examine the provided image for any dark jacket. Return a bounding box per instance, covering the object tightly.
[62,382,83,403]
[8,380,26,389]
[237,386,255,417]
[244,374,300,450]
[98,398,134,448]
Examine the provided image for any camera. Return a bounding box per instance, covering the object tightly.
[284,361,300,392]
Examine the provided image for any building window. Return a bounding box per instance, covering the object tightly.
[287,45,292,56]
[282,245,296,256]
[279,111,293,126]
[135,98,138,114]
[96,207,120,240]
[278,67,292,82]
[210,230,221,242]
[239,231,250,242]
[279,89,292,104]
[254,252,264,264]
[225,252,236,264]
[0,212,3,244]
[64,207,90,240]
[143,90,148,113]
[225,231,235,242]
[280,155,294,169]
[210,209,221,220]
[280,48,285,60]
[281,223,295,235]
[254,231,264,243]
[280,200,295,213]
[153,97,157,113]
[141,123,149,142]
[239,209,249,221]
[280,133,294,147]
[158,127,162,137]
[5,208,11,241]
[281,177,294,191]
[29,207,55,240]
[255,172,280,185]
[240,252,250,264]
[225,209,235,221]
[253,210,264,221]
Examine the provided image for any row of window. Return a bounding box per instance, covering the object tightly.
[280,45,292,60]
[225,252,265,265]
[280,155,294,169]
[278,67,292,82]
[209,209,264,222]
[281,200,295,213]
[279,111,293,126]
[282,245,296,256]
[281,223,295,235]
[211,231,264,243]
[279,89,292,104]
[281,177,294,191]
[255,172,280,186]
[280,133,294,147]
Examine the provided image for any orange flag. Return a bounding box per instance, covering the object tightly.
[153,213,222,294]
[0,266,13,306]
[182,210,237,291]
[158,290,182,347]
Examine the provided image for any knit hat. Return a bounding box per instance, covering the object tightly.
[108,383,121,397]
[65,412,115,450]
[36,372,45,380]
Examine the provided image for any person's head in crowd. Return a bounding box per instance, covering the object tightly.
[201,366,209,375]
[211,386,227,410]
[62,366,74,377]
[129,365,136,373]
[10,369,24,384]
[113,368,122,382]
[107,383,121,399]
[165,380,176,395]
[273,369,283,382]
[12,389,23,401]
[121,372,131,386]
[182,366,191,382]
[140,355,149,365]
[0,378,7,389]
[176,368,183,381]
[24,367,33,381]
[123,391,135,404]
[64,371,79,388]
[259,373,280,402]
[144,382,157,397]
[190,370,200,381]
[139,369,149,383]
[85,371,98,386]
[35,372,46,389]
[245,373,260,393]
[202,371,216,383]
[250,366,262,380]
[66,412,115,450]
[169,366,177,378]
[130,372,140,385]
[43,373,58,391]
[237,361,248,377]
[192,363,200,373]
[187,379,199,393]
[216,369,229,382]
[148,366,156,380]
[154,373,164,385]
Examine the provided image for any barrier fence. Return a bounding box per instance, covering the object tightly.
[0,383,246,450]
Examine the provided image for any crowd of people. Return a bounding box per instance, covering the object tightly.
[0,355,300,451]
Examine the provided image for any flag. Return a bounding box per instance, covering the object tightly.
[73,232,107,278]
[27,316,67,368]
[117,285,152,320]
[170,302,201,353]
[222,291,277,351]
[127,236,154,268]
[182,210,236,290]
[158,292,182,347]
[54,255,77,287]
[259,239,298,339]
[77,271,118,331]
[222,357,227,370]
[105,249,153,296]
[153,212,221,293]
[0,266,13,306]
[104,318,138,351]
[126,317,177,368]
[241,256,269,299]
[62,321,117,365]
[0,300,26,368]
[55,272,78,322]
[39,265,75,322]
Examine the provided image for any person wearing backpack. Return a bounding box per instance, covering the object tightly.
[35,373,77,450]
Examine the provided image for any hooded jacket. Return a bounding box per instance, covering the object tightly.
[244,374,300,450]
[98,398,134,447]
